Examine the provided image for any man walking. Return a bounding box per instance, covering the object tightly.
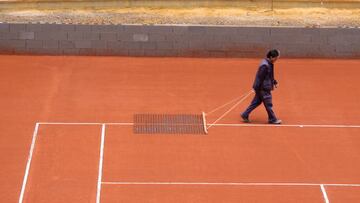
[241,49,282,124]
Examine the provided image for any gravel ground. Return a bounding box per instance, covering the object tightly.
[0,7,360,27]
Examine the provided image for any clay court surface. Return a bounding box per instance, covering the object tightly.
[1,55,360,202]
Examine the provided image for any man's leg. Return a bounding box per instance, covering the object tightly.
[241,92,262,120]
[261,91,280,123]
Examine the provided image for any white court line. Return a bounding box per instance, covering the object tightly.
[96,124,106,203]
[38,122,104,125]
[101,181,360,187]
[19,123,40,203]
[321,184,330,203]
[38,122,360,128]
[213,123,360,128]
[38,122,133,126]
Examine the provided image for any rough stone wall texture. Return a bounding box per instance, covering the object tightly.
[0,23,359,58]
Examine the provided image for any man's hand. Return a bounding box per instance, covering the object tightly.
[274,80,278,88]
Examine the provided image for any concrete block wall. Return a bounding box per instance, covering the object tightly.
[0,23,359,58]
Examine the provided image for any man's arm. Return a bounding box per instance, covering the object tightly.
[253,65,267,91]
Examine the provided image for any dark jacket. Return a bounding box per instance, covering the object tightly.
[252,59,276,91]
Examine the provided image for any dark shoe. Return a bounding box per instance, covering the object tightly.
[269,119,282,124]
[241,114,250,123]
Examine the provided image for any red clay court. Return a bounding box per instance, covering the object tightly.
[1,55,360,202]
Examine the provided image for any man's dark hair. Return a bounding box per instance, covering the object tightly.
[266,49,280,58]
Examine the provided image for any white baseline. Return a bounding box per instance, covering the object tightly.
[38,122,360,128]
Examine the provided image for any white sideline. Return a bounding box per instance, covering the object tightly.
[19,123,40,203]
[96,124,106,203]
[321,184,330,203]
[101,181,360,187]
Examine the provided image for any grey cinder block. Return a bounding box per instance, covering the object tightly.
[269,34,312,44]
[100,32,117,41]
[50,32,67,40]
[172,26,188,34]
[133,34,149,42]
[19,32,35,40]
[319,28,338,38]
[0,40,8,46]
[35,32,67,40]
[83,32,100,40]
[142,42,156,50]
[10,24,26,32]
[121,41,142,50]
[60,40,75,49]
[157,41,173,50]
[145,25,173,34]
[207,26,238,35]
[351,44,360,52]
[35,32,50,40]
[328,35,360,45]
[252,43,271,52]
[189,40,207,49]
[310,34,328,45]
[223,42,253,52]
[41,24,61,32]
[92,25,120,32]
[229,35,249,43]
[117,32,133,41]
[206,42,225,51]
[173,41,189,50]
[4,40,26,48]
[248,34,269,43]
[107,41,122,49]
[26,40,43,49]
[75,41,92,49]
[319,44,336,56]
[340,28,360,35]
[68,32,83,40]
[91,40,107,49]
[26,24,42,32]
[0,23,9,32]
[91,25,106,32]
[122,25,144,33]
[60,24,76,32]
[165,34,185,42]
[301,28,320,35]
[336,44,353,53]
[281,43,320,57]
[238,27,271,35]
[270,27,302,36]
[188,33,207,41]
[43,40,59,49]
[76,25,92,32]
[148,33,166,42]
[0,32,18,40]
[188,26,206,34]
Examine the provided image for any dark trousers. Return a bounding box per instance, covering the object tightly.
[242,90,277,122]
